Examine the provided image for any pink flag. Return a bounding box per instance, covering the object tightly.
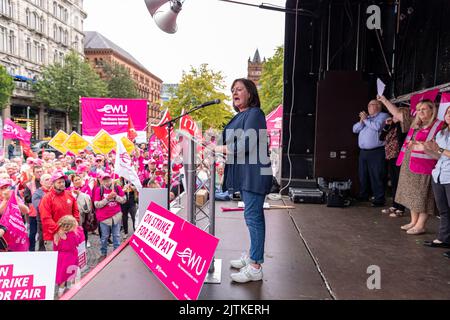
[3,119,32,144]
[410,89,440,116]
[438,93,450,121]
[0,191,29,251]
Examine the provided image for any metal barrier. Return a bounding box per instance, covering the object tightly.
[183,138,222,283]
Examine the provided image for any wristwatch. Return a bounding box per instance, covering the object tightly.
[438,147,445,155]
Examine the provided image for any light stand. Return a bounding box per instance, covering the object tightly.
[159,99,220,210]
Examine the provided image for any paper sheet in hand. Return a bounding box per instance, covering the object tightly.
[377,78,385,96]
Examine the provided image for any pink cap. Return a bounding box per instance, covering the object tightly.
[76,164,89,174]
[99,171,111,180]
[0,179,12,188]
[75,157,83,163]
[51,171,67,183]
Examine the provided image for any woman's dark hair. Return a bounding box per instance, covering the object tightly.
[231,78,261,112]
[70,174,81,182]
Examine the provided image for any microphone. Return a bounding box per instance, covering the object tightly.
[196,99,221,108]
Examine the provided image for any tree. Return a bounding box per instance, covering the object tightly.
[34,50,108,131]
[0,65,14,110]
[259,46,284,115]
[102,62,140,99]
[164,64,233,130]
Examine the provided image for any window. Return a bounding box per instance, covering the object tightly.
[26,8,30,26]
[74,16,79,29]
[59,52,64,65]
[26,38,31,60]
[53,2,57,16]
[58,26,63,42]
[39,16,45,33]
[64,8,68,22]
[73,36,79,50]
[0,0,13,17]
[8,30,14,54]
[53,50,57,63]
[63,30,68,45]
[53,24,57,40]
[32,12,38,29]
[33,41,39,62]
[40,45,46,64]
[0,26,6,52]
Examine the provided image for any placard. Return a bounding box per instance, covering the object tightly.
[130,202,219,300]
[0,252,57,300]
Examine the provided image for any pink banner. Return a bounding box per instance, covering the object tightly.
[410,89,439,116]
[438,92,450,121]
[266,105,282,149]
[3,119,31,144]
[80,97,148,137]
[0,191,29,252]
[130,202,219,300]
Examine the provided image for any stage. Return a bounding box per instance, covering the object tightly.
[63,197,450,300]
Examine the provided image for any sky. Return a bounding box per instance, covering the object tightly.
[83,0,286,91]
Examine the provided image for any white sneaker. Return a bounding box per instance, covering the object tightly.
[230,254,251,269]
[230,265,263,283]
[57,287,65,298]
[86,241,91,248]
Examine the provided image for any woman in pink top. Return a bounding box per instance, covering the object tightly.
[53,215,85,298]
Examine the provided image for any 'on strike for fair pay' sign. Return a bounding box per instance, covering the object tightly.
[130,202,219,300]
[0,252,57,300]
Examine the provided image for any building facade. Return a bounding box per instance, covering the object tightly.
[84,31,163,137]
[247,48,265,87]
[0,0,86,140]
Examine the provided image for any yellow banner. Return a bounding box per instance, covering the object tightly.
[48,130,69,154]
[62,132,90,155]
[121,136,135,154]
[91,130,117,155]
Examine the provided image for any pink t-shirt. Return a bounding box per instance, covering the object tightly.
[93,185,125,222]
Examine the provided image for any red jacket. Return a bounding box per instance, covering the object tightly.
[39,188,80,241]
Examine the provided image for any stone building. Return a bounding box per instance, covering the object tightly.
[84,31,163,137]
[247,48,265,87]
[0,0,86,140]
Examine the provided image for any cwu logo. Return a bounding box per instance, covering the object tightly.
[97,104,128,114]
[176,248,207,276]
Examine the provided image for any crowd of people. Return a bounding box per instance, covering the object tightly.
[354,95,450,259]
[0,140,224,296]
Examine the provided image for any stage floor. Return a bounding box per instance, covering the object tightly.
[68,197,450,300]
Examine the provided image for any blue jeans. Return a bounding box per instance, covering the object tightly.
[99,220,121,256]
[241,190,266,264]
[28,217,37,251]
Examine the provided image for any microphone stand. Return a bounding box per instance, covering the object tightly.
[159,102,218,210]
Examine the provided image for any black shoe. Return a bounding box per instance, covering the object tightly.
[443,251,450,259]
[423,240,450,248]
[371,202,385,207]
[356,196,369,202]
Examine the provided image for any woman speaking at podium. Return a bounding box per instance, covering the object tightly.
[216,78,272,283]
